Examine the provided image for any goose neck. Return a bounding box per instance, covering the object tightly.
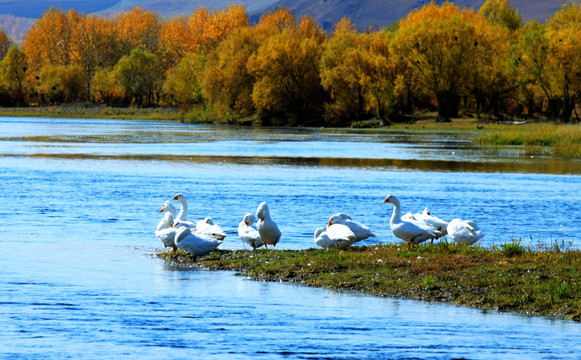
[390,198,402,223]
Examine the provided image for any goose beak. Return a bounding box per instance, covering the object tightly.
[172,195,178,200]
[328,220,332,226]
[159,208,163,213]
[382,196,390,203]
[244,221,249,226]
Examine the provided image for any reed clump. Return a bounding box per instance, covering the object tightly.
[158,241,581,322]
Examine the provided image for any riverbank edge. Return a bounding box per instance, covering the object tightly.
[157,243,581,322]
[4,106,581,159]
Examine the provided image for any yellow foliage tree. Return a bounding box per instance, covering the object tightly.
[478,0,522,31]
[162,52,205,108]
[202,26,258,118]
[113,7,160,56]
[514,3,581,122]
[69,14,116,100]
[0,45,28,104]
[158,15,191,73]
[247,18,326,125]
[393,2,503,120]
[321,21,397,124]
[0,28,14,60]
[22,8,80,75]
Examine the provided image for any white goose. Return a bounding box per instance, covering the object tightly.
[174,226,223,261]
[415,208,449,236]
[256,202,281,249]
[196,217,227,240]
[317,223,357,248]
[155,211,178,252]
[313,227,334,249]
[383,194,442,249]
[168,194,196,228]
[159,200,176,218]
[447,218,485,245]
[328,213,375,242]
[172,193,190,222]
[238,213,263,250]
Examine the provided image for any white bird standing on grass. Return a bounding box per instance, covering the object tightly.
[238,213,263,250]
[256,202,281,249]
[383,194,443,249]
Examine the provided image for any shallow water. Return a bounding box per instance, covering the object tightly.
[0,117,579,359]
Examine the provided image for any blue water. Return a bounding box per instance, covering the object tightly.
[0,117,579,359]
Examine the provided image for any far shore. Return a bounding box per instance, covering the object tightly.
[3,105,580,159]
[157,242,581,322]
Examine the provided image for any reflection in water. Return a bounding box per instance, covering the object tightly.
[2,153,581,175]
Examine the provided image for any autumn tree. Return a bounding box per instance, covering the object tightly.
[113,7,160,56]
[253,8,296,40]
[22,8,81,75]
[92,67,121,106]
[0,45,28,104]
[513,4,581,122]
[247,14,326,125]
[319,19,363,123]
[478,0,522,32]
[0,28,14,60]
[202,26,258,118]
[69,14,116,100]
[157,15,191,73]
[393,2,500,121]
[544,3,581,122]
[320,19,398,124]
[113,48,160,106]
[36,64,85,103]
[162,52,206,108]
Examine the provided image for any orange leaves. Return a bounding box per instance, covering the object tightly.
[247,16,326,123]
[186,4,249,52]
[114,7,160,54]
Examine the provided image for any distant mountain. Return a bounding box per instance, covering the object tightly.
[0,0,572,41]
[251,0,571,31]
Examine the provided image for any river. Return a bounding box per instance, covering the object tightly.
[0,117,579,359]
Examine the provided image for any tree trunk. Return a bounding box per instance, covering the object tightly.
[436,91,460,122]
[548,98,561,120]
[561,98,575,123]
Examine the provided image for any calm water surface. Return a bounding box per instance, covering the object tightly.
[0,117,579,359]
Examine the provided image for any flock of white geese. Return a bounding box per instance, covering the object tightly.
[155,193,485,260]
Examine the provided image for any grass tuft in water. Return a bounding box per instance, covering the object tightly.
[157,240,581,322]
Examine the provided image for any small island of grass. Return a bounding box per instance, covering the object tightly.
[157,241,581,322]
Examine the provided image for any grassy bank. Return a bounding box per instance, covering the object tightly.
[474,123,581,159]
[0,105,183,121]
[158,241,581,322]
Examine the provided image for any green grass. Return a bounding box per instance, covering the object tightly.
[157,241,581,322]
[0,105,183,121]
[475,123,581,159]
